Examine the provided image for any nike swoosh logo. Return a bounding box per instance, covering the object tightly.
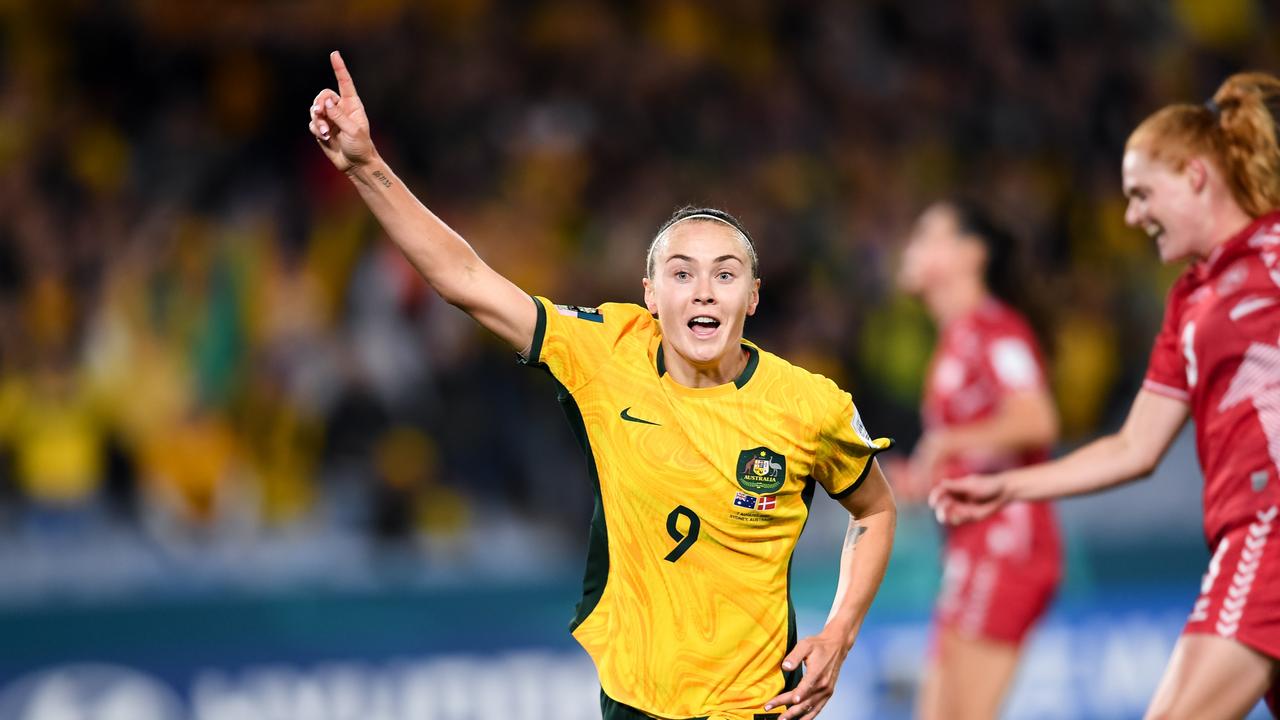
[620,407,661,426]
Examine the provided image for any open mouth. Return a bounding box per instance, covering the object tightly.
[688,315,721,338]
[1144,222,1164,243]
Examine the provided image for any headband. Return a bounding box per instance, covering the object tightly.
[664,213,743,232]
[647,212,759,278]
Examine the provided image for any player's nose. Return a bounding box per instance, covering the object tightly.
[692,276,715,304]
[1123,198,1142,227]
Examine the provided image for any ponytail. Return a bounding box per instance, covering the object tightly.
[1127,72,1280,217]
[1211,73,1280,217]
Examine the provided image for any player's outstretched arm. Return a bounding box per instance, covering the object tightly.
[308,51,535,354]
[764,460,896,720]
[930,388,1189,524]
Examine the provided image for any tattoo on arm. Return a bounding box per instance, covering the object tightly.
[371,170,392,188]
[844,519,866,552]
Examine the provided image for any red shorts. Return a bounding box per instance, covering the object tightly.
[935,501,1061,645]
[1184,505,1280,662]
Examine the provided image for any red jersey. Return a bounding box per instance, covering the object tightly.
[922,298,1061,643]
[923,298,1052,479]
[1143,211,1280,546]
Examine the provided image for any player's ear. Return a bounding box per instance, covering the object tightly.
[643,276,658,317]
[1186,156,1209,194]
[746,278,760,317]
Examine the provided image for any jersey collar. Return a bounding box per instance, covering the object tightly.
[1200,210,1280,279]
[655,341,760,390]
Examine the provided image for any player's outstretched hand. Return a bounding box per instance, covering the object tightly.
[928,473,1007,525]
[308,51,376,173]
[763,633,846,719]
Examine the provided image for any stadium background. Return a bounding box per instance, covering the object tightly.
[0,1,1276,717]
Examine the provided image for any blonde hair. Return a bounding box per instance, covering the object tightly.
[646,206,759,279]
[1127,72,1280,217]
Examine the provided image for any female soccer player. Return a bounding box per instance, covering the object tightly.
[932,72,1280,719]
[308,51,896,720]
[895,200,1061,720]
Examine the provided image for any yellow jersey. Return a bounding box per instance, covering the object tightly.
[523,297,892,719]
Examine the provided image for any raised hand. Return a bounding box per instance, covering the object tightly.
[928,473,1007,525]
[309,51,376,173]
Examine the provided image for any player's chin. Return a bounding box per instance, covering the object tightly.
[1155,233,1191,264]
[678,346,722,367]
[673,345,728,375]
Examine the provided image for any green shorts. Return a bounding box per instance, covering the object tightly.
[599,690,781,720]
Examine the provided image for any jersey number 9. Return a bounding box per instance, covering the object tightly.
[664,506,701,562]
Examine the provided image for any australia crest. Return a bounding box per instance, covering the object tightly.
[736,447,786,494]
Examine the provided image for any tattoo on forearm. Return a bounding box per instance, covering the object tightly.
[371,170,392,188]
[844,520,866,552]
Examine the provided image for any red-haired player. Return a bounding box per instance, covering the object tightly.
[932,73,1280,719]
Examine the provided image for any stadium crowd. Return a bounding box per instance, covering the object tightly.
[0,0,1276,597]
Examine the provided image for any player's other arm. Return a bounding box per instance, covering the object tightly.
[941,331,1060,453]
[925,387,1058,459]
[930,388,1189,524]
[902,387,1057,502]
[765,461,896,720]
[308,51,535,355]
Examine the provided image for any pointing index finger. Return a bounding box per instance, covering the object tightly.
[331,50,357,98]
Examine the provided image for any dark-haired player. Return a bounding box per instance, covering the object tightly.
[895,200,1061,720]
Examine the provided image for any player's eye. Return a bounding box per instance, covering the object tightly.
[717,271,734,281]
[674,270,691,281]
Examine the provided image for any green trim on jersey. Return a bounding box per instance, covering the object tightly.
[555,377,610,632]
[783,478,818,694]
[522,294,548,366]
[655,343,760,388]
[520,297,608,633]
[828,441,894,499]
[734,345,760,389]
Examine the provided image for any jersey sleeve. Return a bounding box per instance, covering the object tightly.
[520,296,650,393]
[814,392,895,498]
[1142,281,1191,403]
[985,333,1045,393]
